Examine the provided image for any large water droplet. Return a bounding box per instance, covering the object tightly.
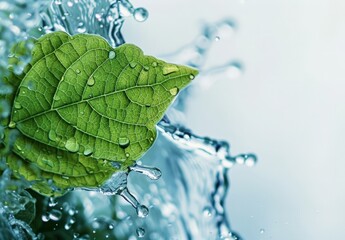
[162,64,179,75]
[118,137,130,148]
[133,8,149,22]
[136,227,145,238]
[130,164,162,180]
[137,205,149,218]
[108,51,116,59]
[65,137,80,152]
[169,87,179,96]
[87,77,95,86]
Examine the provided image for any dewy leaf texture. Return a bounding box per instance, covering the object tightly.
[2,31,198,196]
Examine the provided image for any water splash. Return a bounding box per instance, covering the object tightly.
[0,1,257,239]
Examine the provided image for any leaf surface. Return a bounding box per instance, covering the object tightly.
[3,32,198,196]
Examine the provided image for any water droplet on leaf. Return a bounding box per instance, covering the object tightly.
[8,121,16,128]
[83,147,93,156]
[118,137,130,148]
[87,77,95,86]
[14,101,22,109]
[162,64,179,75]
[75,69,81,74]
[48,130,57,142]
[152,62,158,67]
[189,74,195,80]
[65,137,80,152]
[129,62,137,68]
[108,51,116,59]
[169,87,179,96]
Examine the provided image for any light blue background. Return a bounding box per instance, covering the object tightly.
[124,1,345,239]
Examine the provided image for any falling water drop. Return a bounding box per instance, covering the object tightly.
[49,209,62,221]
[118,137,130,148]
[65,137,80,152]
[129,164,162,180]
[260,228,265,234]
[136,227,145,238]
[215,36,220,41]
[108,51,116,59]
[120,188,149,218]
[133,8,149,22]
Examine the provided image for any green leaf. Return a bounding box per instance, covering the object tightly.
[3,31,198,196]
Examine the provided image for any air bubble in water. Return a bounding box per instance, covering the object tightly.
[133,8,149,22]
[49,209,62,221]
[136,227,145,238]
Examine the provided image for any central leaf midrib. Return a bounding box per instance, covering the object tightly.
[15,73,189,125]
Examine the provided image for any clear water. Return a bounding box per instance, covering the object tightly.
[0,1,256,239]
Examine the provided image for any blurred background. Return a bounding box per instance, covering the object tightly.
[124,0,345,239]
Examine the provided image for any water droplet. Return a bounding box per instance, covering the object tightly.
[118,137,130,148]
[125,153,130,158]
[108,224,114,230]
[108,51,116,59]
[67,1,73,7]
[137,205,149,218]
[75,69,81,74]
[49,209,62,221]
[83,147,93,156]
[65,137,80,152]
[53,95,61,101]
[151,62,158,67]
[27,80,36,90]
[8,121,16,128]
[48,130,57,142]
[42,213,50,222]
[136,227,145,238]
[169,87,179,96]
[215,36,220,41]
[77,22,86,33]
[14,101,22,109]
[133,8,149,22]
[203,207,212,217]
[130,164,162,180]
[87,77,95,86]
[129,62,137,68]
[162,64,179,75]
[189,74,195,80]
[149,137,154,142]
[143,66,149,71]
[49,197,58,207]
[260,228,265,234]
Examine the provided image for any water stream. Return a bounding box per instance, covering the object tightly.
[0,1,256,239]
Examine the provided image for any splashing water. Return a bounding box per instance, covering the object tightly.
[0,1,256,239]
